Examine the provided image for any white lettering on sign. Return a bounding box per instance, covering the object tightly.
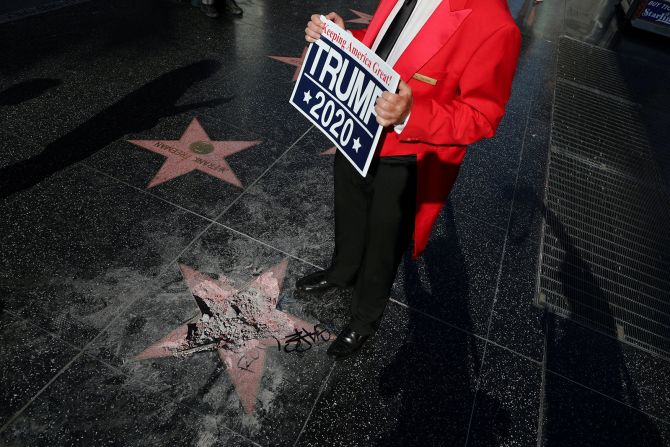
[308,42,381,126]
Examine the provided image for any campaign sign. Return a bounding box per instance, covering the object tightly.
[290,17,400,177]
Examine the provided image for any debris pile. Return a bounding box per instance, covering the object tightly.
[177,286,297,356]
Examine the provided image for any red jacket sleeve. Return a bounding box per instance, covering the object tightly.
[349,28,367,41]
[400,24,522,146]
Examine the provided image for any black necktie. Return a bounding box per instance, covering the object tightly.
[375,0,418,62]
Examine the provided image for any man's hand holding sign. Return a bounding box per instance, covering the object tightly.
[290,14,403,176]
[375,81,412,127]
[304,13,413,129]
[304,12,345,40]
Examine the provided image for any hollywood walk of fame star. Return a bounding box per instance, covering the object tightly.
[134,260,330,415]
[347,9,373,25]
[127,118,261,189]
[268,47,308,82]
[303,90,312,104]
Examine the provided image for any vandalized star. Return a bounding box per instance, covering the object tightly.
[134,260,331,415]
[269,47,308,82]
[127,118,260,188]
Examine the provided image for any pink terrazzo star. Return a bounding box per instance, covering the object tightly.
[347,9,373,24]
[127,118,260,188]
[268,47,308,82]
[134,260,328,415]
[321,147,337,156]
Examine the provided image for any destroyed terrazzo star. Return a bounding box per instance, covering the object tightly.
[133,259,331,414]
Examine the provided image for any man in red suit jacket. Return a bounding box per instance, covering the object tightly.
[297,0,521,358]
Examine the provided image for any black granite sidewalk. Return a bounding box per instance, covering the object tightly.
[1,0,669,445]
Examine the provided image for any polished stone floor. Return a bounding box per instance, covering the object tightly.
[1,0,669,446]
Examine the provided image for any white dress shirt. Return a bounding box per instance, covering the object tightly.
[371,0,442,67]
[369,0,442,132]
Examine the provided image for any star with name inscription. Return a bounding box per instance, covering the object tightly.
[127,118,260,188]
[134,260,329,415]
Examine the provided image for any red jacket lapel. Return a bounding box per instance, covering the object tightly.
[393,0,472,81]
[449,0,470,10]
[361,0,398,47]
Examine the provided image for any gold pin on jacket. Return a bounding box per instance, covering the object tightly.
[412,73,438,85]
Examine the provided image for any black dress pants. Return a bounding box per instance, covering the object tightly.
[326,151,417,336]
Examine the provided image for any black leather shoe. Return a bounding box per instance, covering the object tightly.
[327,326,370,359]
[295,270,340,293]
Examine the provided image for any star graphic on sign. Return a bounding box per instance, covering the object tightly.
[347,9,373,24]
[134,260,330,415]
[127,118,260,188]
[269,47,308,81]
[303,90,313,104]
[352,138,362,153]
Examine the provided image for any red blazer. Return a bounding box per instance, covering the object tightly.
[350,0,521,258]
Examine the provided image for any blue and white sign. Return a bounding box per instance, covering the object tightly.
[290,17,400,177]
